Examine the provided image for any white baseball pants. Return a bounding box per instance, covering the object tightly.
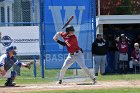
[59,51,94,80]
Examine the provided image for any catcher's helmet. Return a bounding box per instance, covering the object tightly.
[6,46,17,55]
[66,25,75,32]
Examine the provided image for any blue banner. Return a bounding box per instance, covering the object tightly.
[44,0,94,69]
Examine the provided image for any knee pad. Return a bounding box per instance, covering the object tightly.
[11,71,17,78]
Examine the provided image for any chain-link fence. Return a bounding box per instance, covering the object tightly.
[0,0,40,77]
[0,0,40,26]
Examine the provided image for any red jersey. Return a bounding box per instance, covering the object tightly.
[60,32,80,53]
[131,49,140,61]
[117,41,128,53]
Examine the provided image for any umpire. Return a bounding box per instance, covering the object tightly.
[92,34,108,76]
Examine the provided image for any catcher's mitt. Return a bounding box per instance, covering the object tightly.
[25,61,34,69]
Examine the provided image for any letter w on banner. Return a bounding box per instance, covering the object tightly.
[44,0,94,69]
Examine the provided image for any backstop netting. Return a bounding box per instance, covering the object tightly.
[44,0,96,69]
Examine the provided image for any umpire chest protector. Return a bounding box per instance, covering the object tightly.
[4,55,17,71]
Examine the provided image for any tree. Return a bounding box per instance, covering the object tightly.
[98,0,140,15]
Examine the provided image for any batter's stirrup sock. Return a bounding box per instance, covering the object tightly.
[5,78,16,86]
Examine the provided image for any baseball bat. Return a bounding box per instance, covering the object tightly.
[62,15,74,29]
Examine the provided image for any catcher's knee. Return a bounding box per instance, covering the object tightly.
[17,63,22,67]
[11,71,16,78]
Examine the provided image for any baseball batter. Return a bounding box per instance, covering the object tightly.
[0,46,32,86]
[53,25,96,84]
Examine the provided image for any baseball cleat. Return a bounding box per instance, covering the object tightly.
[5,82,16,86]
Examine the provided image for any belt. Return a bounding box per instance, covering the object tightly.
[70,48,83,55]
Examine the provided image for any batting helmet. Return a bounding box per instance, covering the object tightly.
[66,25,75,33]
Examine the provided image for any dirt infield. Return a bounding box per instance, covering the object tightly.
[1,80,140,93]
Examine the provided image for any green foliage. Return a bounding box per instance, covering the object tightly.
[100,0,140,15]
[115,0,131,15]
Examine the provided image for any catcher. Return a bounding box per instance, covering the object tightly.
[0,46,33,86]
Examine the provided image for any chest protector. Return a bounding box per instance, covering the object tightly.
[4,56,17,71]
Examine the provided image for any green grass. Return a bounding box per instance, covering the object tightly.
[1,64,140,85]
[96,74,140,81]
[16,88,140,93]
[1,65,140,93]
[0,65,74,85]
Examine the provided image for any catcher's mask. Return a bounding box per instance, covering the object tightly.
[66,25,75,34]
[6,46,17,55]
